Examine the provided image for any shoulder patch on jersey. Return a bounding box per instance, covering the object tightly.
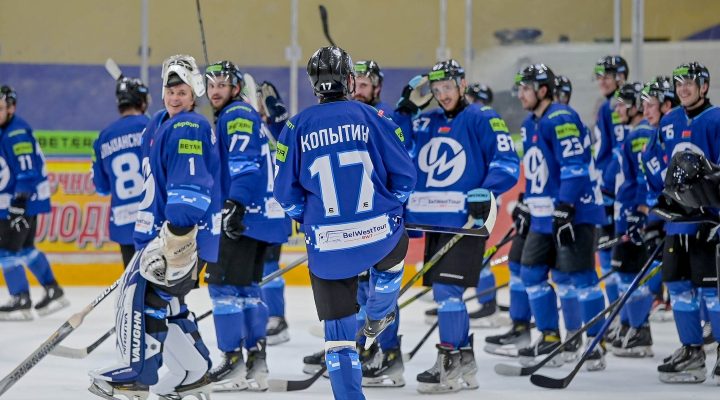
[480,106,492,111]
[394,127,405,142]
[173,121,200,130]
[178,139,203,155]
[489,118,509,133]
[12,141,33,155]
[225,104,253,114]
[227,117,253,135]
[7,129,26,137]
[377,108,385,117]
[611,111,621,124]
[631,137,649,153]
[286,120,295,130]
[438,126,451,134]
[555,123,580,139]
[276,142,288,162]
[547,110,572,119]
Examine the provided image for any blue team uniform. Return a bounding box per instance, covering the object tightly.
[593,98,627,196]
[92,114,149,245]
[614,120,654,233]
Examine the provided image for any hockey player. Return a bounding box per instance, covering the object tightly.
[641,62,720,384]
[0,85,66,321]
[593,56,629,310]
[203,61,291,392]
[406,59,519,393]
[554,75,572,105]
[89,54,221,399]
[609,82,657,357]
[465,83,493,106]
[273,46,416,400]
[513,64,607,370]
[92,77,149,267]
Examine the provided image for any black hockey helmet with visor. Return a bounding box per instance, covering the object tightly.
[354,60,383,87]
[594,55,629,80]
[554,75,572,102]
[513,63,555,99]
[116,77,148,109]
[205,60,244,88]
[663,149,720,209]
[613,81,644,112]
[0,85,17,106]
[673,62,710,90]
[641,76,678,107]
[466,83,493,105]
[307,46,355,99]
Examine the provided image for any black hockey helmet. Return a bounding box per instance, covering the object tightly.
[641,76,678,107]
[116,77,148,109]
[554,75,572,102]
[307,46,355,98]
[663,149,720,209]
[205,60,244,87]
[0,85,17,106]
[594,55,629,80]
[354,60,383,87]
[673,62,710,89]
[466,83,493,105]
[513,63,555,99]
[428,59,465,85]
[614,81,644,112]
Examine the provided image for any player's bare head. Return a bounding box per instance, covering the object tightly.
[205,60,244,111]
[353,60,383,105]
[116,77,148,115]
[642,76,677,125]
[0,85,17,126]
[613,82,644,124]
[307,46,355,102]
[673,62,710,110]
[428,59,466,112]
[594,55,628,97]
[161,55,205,116]
[513,63,555,113]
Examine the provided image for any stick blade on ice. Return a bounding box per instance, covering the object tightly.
[493,363,525,376]
[530,373,570,389]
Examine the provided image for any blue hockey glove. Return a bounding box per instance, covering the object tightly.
[222,200,246,240]
[511,193,530,238]
[258,81,289,124]
[8,194,29,234]
[625,211,646,246]
[552,203,575,247]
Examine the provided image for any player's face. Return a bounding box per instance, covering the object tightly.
[353,76,378,104]
[675,78,705,108]
[431,79,462,111]
[614,100,630,123]
[597,74,618,97]
[643,97,662,126]
[207,77,239,110]
[517,84,538,111]
[0,99,14,126]
[164,84,195,117]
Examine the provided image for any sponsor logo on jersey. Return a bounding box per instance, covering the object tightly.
[12,141,33,155]
[173,121,200,130]
[555,123,580,139]
[227,117,254,134]
[394,127,404,142]
[418,137,466,188]
[178,139,203,155]
[286,120,295,130]
[276,142,288,162]
[489,118,509,133]
[7,129,26,137]
[377,109,385,118]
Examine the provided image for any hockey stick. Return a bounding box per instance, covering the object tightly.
[0,279,121,396]
[529,244,663,388]
[194,0,209,66]
[50,254,309,359]
[104,58,123,80]
[318,5,336,46]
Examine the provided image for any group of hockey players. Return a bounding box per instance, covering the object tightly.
[3,41,720,400]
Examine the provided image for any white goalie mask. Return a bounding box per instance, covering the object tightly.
[161,54,205,98]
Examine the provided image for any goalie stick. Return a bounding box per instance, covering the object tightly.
[50,255,309,359]
[104,58,123,80]
[0,279,121,396]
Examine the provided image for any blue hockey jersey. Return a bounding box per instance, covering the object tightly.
[133,110,223,262]
[374,101,415,155]
[405,104,519,228]
[522,103,605,234]
[273,100,416,279]
[593,99,627,199]
[0,115,50,218]
[215,100,290,244]
[92,114,149,245]
[614,119,654,234]
[642,105,720,234]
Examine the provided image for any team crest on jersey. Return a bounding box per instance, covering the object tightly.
[523,147,549,194]
[418,137,466,188]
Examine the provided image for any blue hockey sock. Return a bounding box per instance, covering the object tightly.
[356,279,370,347]
[667,280,703,345]
[365,264,403,321]
[476,267,496,304]
[573,269,606,337]
[325,315,364,400]
[700,288,720,342]
[261,258,285,318]
[23,248,55,286]
[434,283,468,348]
[599,250,619,303]
[0,252,29,296]
[239,284,268,349]
[377,306,400,350]
[209,284,246,352]
[618,272,653,328]
[508,261,531,323]
[522,265,559,332]
[648,261,663,296]
[552,270,582,331]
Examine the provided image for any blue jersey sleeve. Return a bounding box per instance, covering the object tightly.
[375,115,417,203]
[546,116,590,204]
[4,127,41,196]
[478,112,520,196]
[219,105,265,206]
[91,131,111,196]
[639,130,665,205]
[273,119,305,221]
[164,121,215,228]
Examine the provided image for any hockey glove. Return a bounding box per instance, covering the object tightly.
[625,211,646,246]
[222,200,246,240]
[467,188,492,227]
[140,222,198,287]
[511,193,531,238]
[8,195,29,234]
[395,75,433,116]
[258,81,289,124]
[642,219,665,253]
[552,203,575,247]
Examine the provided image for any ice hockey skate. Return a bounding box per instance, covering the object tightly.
[0,293,33,321]
[658,345,707,383]
[613,324,654,358]
[209,350,248,392]
[362,338,405,387]
[458,334,479,390]
[468,299,511,328]
[266,316,290,345]
[562,330,583,362]
[416,343,462,394]
[585,339,607,371]
[88,379,149,400]
[518,330,563,367]
[483,322,531,357]
[34,282,70,317]
[361,310,396,350]
[245,340,269,391]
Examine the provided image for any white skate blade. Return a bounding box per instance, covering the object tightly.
[612,346,654,358]
[585,357,607,371]
[212,378,248,392]
[266,328,290,346]
[0,309,33,321]
[35,296,70,317]
[88,380,148,400]
[469,313,511,329]
[659,368,707,384]
[417,379,462,394]
[362,375,406,387]
[483,343,519,358]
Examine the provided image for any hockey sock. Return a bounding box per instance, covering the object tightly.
[508,261,532,323]
[476,266,496,304]
[23,248,56,287]
[434,283,469,348]
[700,288,720,342]
[377,305,400,350]
[240,284,269,349]
[356,279,370,347]
[325,315,364,400]
[261,257,285,318]
[599,250,619,303]
[0,251,29,296]
[552,270,582,331]
[618,272,653,328]
[209,284,246,352]
[573,269,606,337]
[667,280,703,345]
[365,263,403,321]
[522,265,559,332]
[648,261,663,297]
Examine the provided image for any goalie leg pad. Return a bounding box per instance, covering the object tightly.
[0,250,29,296]
[433,283,469,348]
[572,269,607,337]
[209,284,246,353]
[667,280,703,345]
[521,264,559,332]
[552,270,582,331]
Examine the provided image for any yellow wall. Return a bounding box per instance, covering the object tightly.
[1,0,717,68]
